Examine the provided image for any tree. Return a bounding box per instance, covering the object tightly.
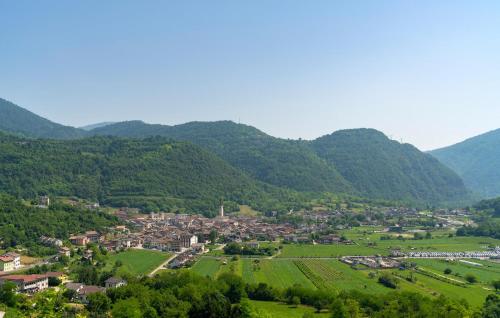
[48,276,62,287]
[0,281,18,307]
[290,296,300,308]
[465,274,477,284]
[209,230,218,244]
[217,273,246,303]
[331,298,348,318]
[444,268,452,275]
[86,292,111,317]
[112,298,142,318]
[189,291,231,318]
[378,273,398,289]
[482,294,500,318]
[492,280,500,292]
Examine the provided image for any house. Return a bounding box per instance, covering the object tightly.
[180,234,198,248]
[105,277,126,289]
[38,196,50,208]
[0,275,48,293]
[0,256,15,272]
[85,231,101,243]
[69,235,89,246]
[244,241,260,249]
[59,247,71,258]
[3,253,21,269]
[65,283,106,303]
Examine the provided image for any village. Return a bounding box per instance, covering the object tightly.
[0,197,497,305]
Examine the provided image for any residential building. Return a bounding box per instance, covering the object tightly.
[69,235,89,246]
[0,256,14,272]
[0,275,48,293]
[3,253,21,269]
[105,277,127,289]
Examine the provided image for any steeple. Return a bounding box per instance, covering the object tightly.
[219,198,224,218]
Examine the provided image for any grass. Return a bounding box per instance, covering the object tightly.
[242,259,316,290]
[105,249,171,275]
[249,300,330,318]
[279,244,382,257]
[238,205,260,216]
[191,258,221,277]
[412,258,500,286]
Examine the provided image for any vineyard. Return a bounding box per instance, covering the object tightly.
[293,259,342,289]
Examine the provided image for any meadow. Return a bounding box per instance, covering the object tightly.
[104,249,171,275]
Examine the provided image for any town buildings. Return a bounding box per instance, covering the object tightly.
[0,275,48,293]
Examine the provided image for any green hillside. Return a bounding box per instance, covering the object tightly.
[0,133,304,215]
[92,120,355,194]
[311,129,469,203]
[0,98,85,139]
[430,129,500,197]
[0,98,471,205]
[94,122,469,204]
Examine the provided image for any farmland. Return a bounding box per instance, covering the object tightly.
[191,249,499,308]
[104,249,171,275]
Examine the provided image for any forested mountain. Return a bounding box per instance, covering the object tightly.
[310,129,469,203]
[0,133,305,215]
[0,98,470,205]
[93,122,469,203]
[91,121,355,194]
[0,98,85,139]
[430,129,500,198]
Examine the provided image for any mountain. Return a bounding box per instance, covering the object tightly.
[79,122,116,131]
[310,129,469,203]
[91,120,355,194]
[430,129,500,198]
[0,133,304,215]
[0,98,86,139]
[93,122,469,204]
[0,98,469,204]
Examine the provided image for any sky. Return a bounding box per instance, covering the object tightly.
[1,1,500,150]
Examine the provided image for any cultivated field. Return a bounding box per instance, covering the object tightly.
[105,249,171,275]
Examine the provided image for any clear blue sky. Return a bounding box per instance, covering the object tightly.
[1,0,500,150]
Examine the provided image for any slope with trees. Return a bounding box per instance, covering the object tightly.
[430,128,500,198]
[0,133,306,215]
[0,98,85,139]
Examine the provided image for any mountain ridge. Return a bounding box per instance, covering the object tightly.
[430,128,500,198]
[0,97,470,204]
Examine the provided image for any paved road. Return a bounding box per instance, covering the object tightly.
[148,254,177,277]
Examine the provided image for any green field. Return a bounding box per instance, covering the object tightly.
[279,243,383,257]
[191,255,498,308]
[412,258,500,284]
[242,259,316,290]
[105,249,171,275]
[249,300,330,318]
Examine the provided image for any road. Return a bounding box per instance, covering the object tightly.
[148,253,177,277]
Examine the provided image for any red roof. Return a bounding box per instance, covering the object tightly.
[1,275,47,283]
[0,256,14,263]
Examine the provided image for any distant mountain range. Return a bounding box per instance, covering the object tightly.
[430,129,500,198]
[79,122,116,131]
[0,97,471,205]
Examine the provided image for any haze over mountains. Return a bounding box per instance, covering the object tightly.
[431,129,500,198]
[0,97,474,206]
